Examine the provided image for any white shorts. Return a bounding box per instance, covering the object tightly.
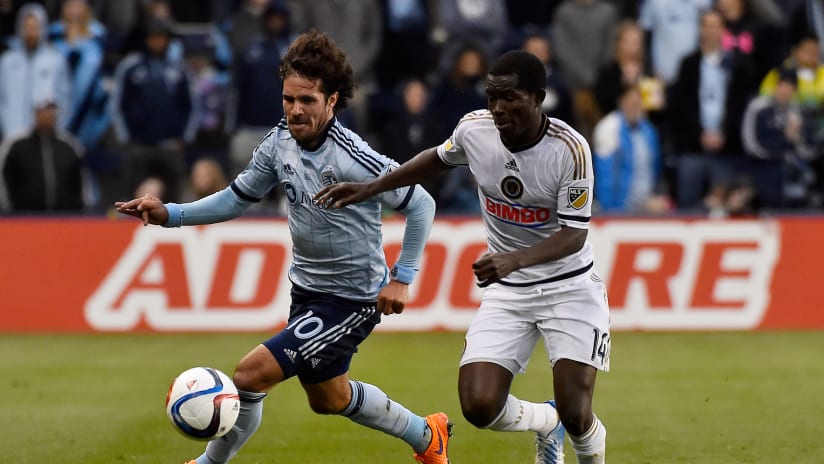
[460,272,611,375]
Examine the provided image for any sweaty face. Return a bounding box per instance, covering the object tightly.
[282,73,336,148]
[486,74,542,146]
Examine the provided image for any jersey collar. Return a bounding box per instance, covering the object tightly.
[502,114,550,153]
[297,116,336,152]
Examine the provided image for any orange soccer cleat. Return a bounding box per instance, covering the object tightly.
[413,412,453,464]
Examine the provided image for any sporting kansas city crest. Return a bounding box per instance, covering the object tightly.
[567,187,589,209]
[321,166,337,186]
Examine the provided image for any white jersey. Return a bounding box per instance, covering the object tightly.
[437,110,594,287]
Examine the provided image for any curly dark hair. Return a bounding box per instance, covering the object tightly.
[279,30,355,113]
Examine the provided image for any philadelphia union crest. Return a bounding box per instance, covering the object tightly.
[500,176,524,200]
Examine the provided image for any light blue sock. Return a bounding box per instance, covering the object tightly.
[341,380,431,453]
[195,390,267,464]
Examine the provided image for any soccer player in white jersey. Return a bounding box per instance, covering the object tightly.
[315,50,610,464]
[115,31,452,464]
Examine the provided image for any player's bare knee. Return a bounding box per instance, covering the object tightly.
[231,365,264,392]
[307,395,349,415]
[460,394,501,428]
[557,403,593,437]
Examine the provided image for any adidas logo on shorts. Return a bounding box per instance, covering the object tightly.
[284,348,297,363]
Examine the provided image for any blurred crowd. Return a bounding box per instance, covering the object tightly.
[1,0,824,218]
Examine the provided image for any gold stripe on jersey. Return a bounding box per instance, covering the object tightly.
[458,113,494,125]
[547,126,587,180]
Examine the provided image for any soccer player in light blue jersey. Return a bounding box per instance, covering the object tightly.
[115,31,452,464]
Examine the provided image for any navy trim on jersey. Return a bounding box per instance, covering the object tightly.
[507,115,550,153]
[329,126,384,175]
[499,261,593,287]
[231,181,262,202]
[394,185,416,211]
[558,213,590,223]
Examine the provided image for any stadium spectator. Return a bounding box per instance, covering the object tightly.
[639,0,711,85]
[374,0,433,91]
[121,0,185,62]
[0,3,70,140]
[287,0,382,129]
[219,0,271,56]
[742,70,817,208]
[593,84,671,214]
[49,0,110,153]
[430,43,488,139]
[132,175,166,200]
[670,9,755,211]
[86,0,142,73]
[788,0,824,58]
[430,0,509,63]
[717,0,781,82]
[522,33,574,124]
[115,30,450,464]
[551,0,619,138]
[379,79,441,165]
[0,98,90,213]
[227,1,290,176]
[760,34,824,108]
[315,49,612,464]
[184,157,228,201]
[186,34,230,164]
[110,18,198,203]
[594,20,664,116]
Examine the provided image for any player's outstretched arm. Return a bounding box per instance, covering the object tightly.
[114,194,169,226]
[314,147,449,208]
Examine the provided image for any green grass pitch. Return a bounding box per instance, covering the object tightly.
[3,331,823,463]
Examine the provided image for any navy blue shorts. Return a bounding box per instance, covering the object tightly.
[263,286,381,384]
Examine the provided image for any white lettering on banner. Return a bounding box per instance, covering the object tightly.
[85,219,781,331]
[85,223,293,330]
[590,220,780,330]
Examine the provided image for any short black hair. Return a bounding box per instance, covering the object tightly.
[279,30,354,112]
[488,50,546,96]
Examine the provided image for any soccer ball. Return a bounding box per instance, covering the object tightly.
[165,367,240,440]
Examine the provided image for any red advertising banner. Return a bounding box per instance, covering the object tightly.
[1,217,822,332]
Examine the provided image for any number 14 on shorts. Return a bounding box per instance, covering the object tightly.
[591,328,611,368]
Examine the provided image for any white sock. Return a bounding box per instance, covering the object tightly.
[198,390,266,464]
[342,380,431,453]
[569,415,606,464]
[486,394,559,434]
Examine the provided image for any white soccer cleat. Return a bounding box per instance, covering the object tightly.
[535,400,565,464]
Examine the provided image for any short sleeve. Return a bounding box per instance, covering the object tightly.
[555,133,594,229]
[436,119,470,167]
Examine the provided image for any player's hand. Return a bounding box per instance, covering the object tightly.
[377,280,409,315]
[472,252,521,287]
[114,194,169,226]
[313,182,373,209]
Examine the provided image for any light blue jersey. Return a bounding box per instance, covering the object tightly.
[164,117,434,302]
